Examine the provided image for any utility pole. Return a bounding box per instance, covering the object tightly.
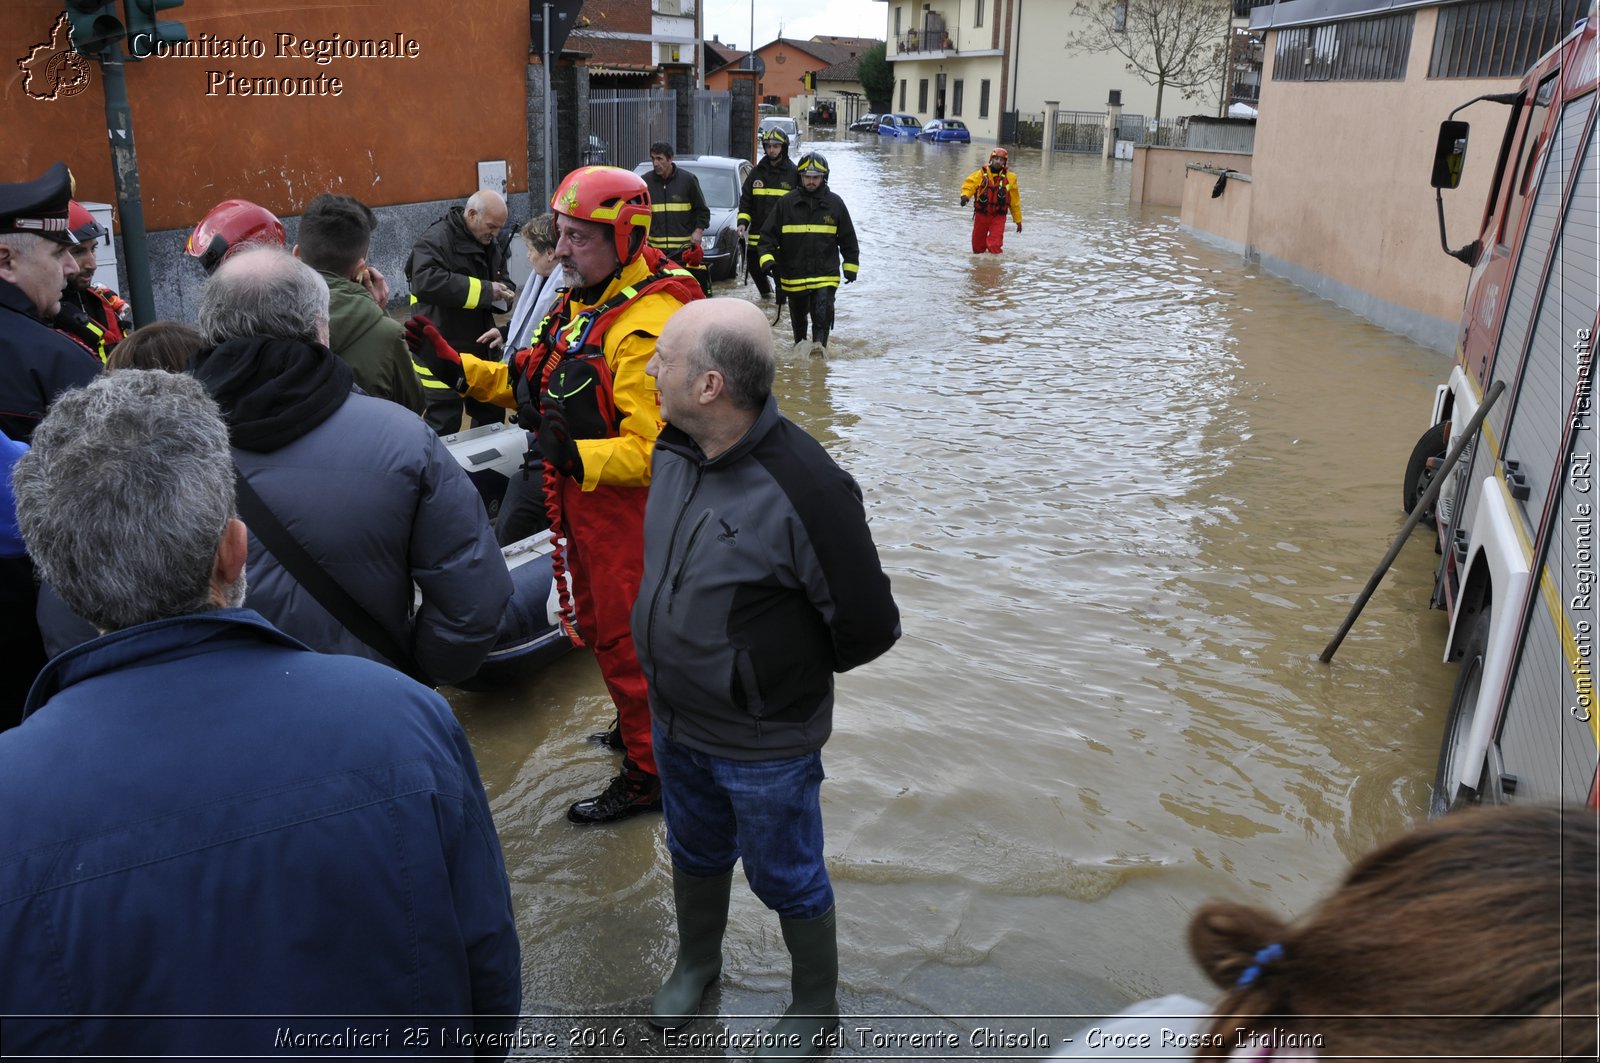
[65,0,186,328]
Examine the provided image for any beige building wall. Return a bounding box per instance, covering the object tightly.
[1013,2,1168,119]
[878,0,1215,143]
[1248,7,1516,349]
[1183,166,1254,252]
[1133,146,1254,207]
[890,56,1008,140]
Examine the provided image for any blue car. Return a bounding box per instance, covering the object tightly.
[919,119,971,143]
[876,113,922,137]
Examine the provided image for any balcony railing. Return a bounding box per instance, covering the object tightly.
[895,29,957,54]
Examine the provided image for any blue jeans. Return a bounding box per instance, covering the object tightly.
[652,721,833,919]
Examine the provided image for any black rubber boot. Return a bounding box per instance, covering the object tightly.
[754,907,839,1060]
[586,715,624,751]
[649,868,734,1029]
[566,759,662,824]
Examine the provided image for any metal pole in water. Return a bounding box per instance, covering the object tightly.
[1319,379,1506,664]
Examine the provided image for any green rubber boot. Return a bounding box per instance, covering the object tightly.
[754,907,840,1060]
[649,868,734,1029]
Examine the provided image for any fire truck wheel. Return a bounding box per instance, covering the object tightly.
[1403,421,1449,525]
[1433,605,1491,817]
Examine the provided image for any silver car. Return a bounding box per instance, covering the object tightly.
[633,154,754,280]
[757,115,803,153]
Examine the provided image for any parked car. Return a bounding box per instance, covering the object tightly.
[582,134,608,164]
[919,119,971,143]
[848,112,879,132]
[757,115,802,152]
[631,154,753,281]
[758,102,782,116]
[876,113,922,137]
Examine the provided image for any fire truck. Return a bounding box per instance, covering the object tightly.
[1410,1,1597,811]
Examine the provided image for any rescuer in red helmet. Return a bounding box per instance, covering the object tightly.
[404,165,705,824]
[184,199,286,275]
[52,200,131,363]
[959,146,1023,254]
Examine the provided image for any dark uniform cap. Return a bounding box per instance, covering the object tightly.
[0,162,81,246]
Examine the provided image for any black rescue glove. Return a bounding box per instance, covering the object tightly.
[960,195,970,207]
[537,395,584,481]
[403,315,467,393]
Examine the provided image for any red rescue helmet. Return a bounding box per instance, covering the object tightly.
[185,199,286,274]
[551,166,652,266]
[989,147,1009,167]
[66,200,104,245]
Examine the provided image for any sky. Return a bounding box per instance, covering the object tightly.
[700,0,886,51]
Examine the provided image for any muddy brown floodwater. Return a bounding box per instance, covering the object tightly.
[447,133,1459,1060]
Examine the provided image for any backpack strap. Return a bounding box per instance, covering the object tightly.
[233,465,428,684]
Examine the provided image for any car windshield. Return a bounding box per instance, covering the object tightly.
[679,165,738,207]
[947,121,966,130]
[899,116,921,128]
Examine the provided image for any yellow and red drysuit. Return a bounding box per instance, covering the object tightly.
[454,251,702,774]
[960,166,1022,254]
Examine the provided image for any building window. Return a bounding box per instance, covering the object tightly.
[979,78,991,118]
[975,0,985,27]
[894,5,902,37]
[918,78,929,112]
[1273,12,1413,81]
[899,78,907,111]
[1429,0,1584,78]
[952,79,964,115]
[1113,3,1127,32]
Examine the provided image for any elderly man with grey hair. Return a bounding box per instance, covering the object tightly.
[0,370,520,1054]
[635,299,900,1059]
[186,245,510,685]
[406,187,512,434]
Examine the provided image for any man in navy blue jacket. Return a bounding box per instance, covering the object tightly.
[634,298,900,1059]
[1,370,521,1057]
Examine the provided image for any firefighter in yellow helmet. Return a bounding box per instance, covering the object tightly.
[756,152,859,352]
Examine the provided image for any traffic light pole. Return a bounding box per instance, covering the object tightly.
[96,38,156,327]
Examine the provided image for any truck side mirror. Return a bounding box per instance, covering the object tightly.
[1431,121,1471,189]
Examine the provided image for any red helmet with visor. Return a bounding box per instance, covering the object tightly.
[551,166,652,266]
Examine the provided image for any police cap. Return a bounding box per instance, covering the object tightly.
[0,163,81,246]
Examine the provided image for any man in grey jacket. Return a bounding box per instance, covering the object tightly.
[633,299,900,1060]
[191,246,511,686]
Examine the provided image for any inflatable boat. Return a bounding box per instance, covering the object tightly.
[442,421,528,520]
[442,423,575,688]
[455,528,574,689]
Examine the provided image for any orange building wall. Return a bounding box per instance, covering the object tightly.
[706,41,829,107]
[3,0,529,231]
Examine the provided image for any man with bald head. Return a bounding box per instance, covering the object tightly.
[635,298,901,1059]
[405,187,513,433]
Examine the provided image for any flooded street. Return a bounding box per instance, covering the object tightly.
[449,135,1459,1055]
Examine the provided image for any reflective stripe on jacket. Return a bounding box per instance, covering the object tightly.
[738,154,799,247]
[756,184,859,292]
[960,167,1022,223]
[641,166,710,251]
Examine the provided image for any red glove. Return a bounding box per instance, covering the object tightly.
[680,244,704,268]
[1015,222,1023,233]
[403,315,466,392]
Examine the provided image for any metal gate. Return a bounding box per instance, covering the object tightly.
[693,89,732,157]
[588,91,676,172]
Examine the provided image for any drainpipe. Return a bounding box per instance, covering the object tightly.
[1010,0,1023,142]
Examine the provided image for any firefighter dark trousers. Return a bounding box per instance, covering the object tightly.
[789,286,837,346]
[558,477,656,775]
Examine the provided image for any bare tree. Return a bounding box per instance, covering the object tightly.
[1065,0,1233,122]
